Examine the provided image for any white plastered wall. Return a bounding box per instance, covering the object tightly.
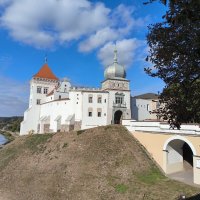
[81,92,109,129]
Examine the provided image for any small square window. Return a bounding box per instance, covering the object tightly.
[88,112,92,117]
[104,99,106,103]
[98,112,101,117]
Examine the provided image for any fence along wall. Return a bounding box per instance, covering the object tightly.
[122,120,200,135]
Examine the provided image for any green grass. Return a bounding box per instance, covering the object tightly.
[136,167,165,184]
[115,184,128,193]
[0,146,20,171]
[24,134,53,153]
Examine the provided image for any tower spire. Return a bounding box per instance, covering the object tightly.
[114,45,118,63]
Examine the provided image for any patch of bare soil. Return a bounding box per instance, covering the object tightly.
[0,125,199,200]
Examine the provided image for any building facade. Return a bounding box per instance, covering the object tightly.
[131,93,160,121]
[20,49,131,135]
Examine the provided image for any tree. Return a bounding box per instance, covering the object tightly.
[145,0,200,128]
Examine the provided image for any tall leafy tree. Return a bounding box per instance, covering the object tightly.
[145,0,200,128]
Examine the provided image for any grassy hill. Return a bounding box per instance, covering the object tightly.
[0,125,199,200]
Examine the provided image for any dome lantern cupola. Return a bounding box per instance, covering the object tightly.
[104,47,126,80]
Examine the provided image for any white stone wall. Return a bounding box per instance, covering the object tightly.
[40,99,74,132]
[131,98,158,121]
[81,92,109,129]
[21,78,58,135]
[29,79,58,107]
[20,105,41,135]
[69,91,82,122]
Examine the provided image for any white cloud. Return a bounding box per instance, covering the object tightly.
[79,27,118,52]
[0,1,148,50]
[79,4,149,53]
[0,0,110,48]
[0,76,28,116]
[98,39,145,68]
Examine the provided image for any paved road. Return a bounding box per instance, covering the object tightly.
[168,169,200,188]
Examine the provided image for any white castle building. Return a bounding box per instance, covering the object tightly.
[20,49,132,135]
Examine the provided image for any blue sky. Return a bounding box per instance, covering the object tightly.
[0,0,166,117]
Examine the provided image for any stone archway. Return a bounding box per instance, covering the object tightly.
[166,139,194,171]
[114,110,123,124]
[163,136,197,184]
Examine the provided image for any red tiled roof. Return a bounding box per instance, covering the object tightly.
[33,63,58,80]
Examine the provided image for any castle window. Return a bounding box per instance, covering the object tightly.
[88,112,92,117]
[59,95,61,100]
[88,96,93,103]
[97,96,102,103]
[115,97,123,104]
[36,99,41,105]
[37,86,42,94]
[104,99,106,103]
[115,92,124,105]
[88,107,93,117]
[44,87,48,94]
[97,108,102,117]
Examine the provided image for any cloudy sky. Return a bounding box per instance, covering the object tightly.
[0,0,166,117]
